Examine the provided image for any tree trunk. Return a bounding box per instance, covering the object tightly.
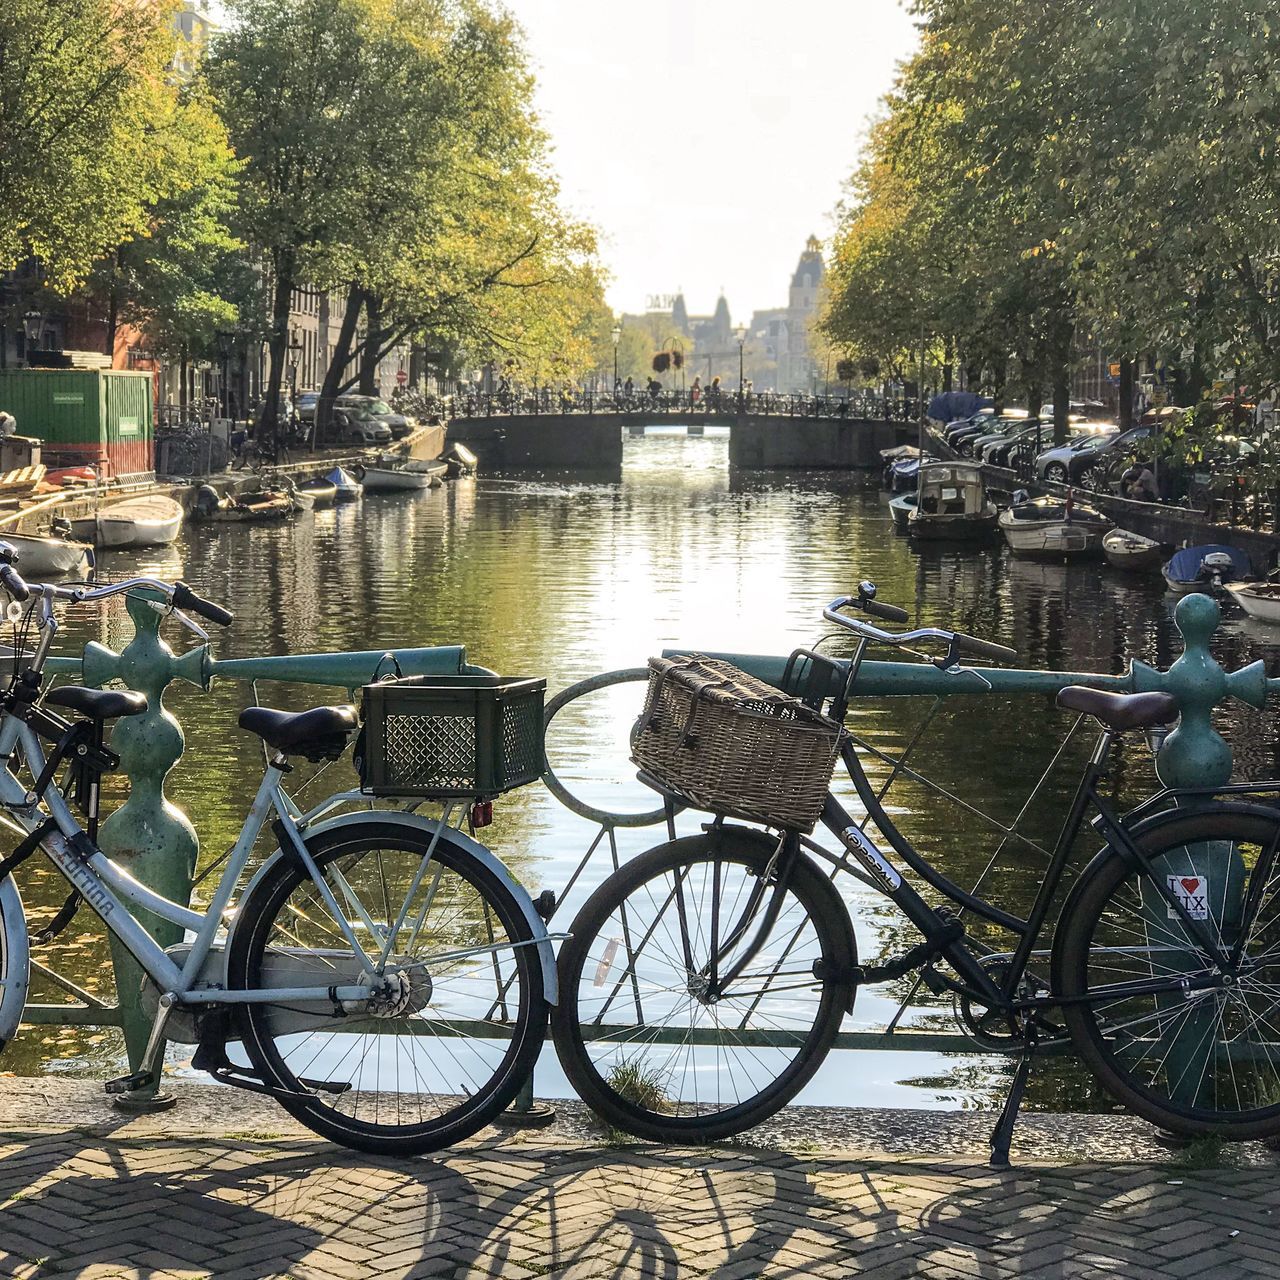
[179,344,188,416]
[942,339,954,393]
[317,284,364,440]
[1051,319,1074,447]
[263,247,296,442]
[358,295,382,395]
[1118,357,1134,431]
[106,250,121,363]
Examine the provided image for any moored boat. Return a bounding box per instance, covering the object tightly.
[68,494,183,549]
[998,495,1108,558]
[888,492,917,532]
[907,462,998,540]
[359,462,438,492]
[191,484,293,524]
[1102,528,1163,573]
[0,530,94,577]
[297,477,338,508]
[326,466,363,502]
[1225,581,1280,623]
[1162,544,1252,594]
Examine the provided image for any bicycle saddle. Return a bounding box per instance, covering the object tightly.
[238,704,358,761]
[1056,686,1178,731]
[46,686,148,720]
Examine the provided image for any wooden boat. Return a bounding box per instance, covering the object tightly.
[326,467,363,502]
[2,530,94,577]
[888,493,917,532]
[907,463,998,540]
[1162,544,1252,594]
[297,477,338,509]
[68,494,183,549]
[1102,528,1163,573]
[191,485,293,524]
[359,462,438,492]
[1225,582,1280,623]
[998,495,1108,558]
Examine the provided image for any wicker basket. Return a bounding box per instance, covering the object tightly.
[357,674,545,799]
[631,655,842,832]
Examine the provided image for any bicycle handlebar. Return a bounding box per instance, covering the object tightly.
[824,591,1018,665]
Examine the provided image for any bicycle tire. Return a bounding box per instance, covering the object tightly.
[227,822,547,1156]
[551,826,855,1143]
[1054,804,1280,1139]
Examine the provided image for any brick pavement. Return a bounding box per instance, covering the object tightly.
[0,1083,1277,1278]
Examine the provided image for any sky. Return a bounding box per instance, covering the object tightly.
[506,0,920,323]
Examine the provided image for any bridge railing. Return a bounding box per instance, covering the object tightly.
[448,389,920,422]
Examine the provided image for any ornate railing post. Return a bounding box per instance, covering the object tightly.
[80,591,208,1111]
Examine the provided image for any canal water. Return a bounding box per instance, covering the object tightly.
[11,425,1280,1113]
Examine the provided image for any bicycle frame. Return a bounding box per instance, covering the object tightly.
[0,711,375,1009]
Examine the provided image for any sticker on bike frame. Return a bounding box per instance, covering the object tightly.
[840,826,902,892]
[594,937,621,986]
[1167,874,1209,921]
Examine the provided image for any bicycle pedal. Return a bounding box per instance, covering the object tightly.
[104,1071,154,1096]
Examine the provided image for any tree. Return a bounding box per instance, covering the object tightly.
[0,0,187,291]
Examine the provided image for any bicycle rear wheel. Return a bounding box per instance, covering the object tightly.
[551,826,855,1142]
[1055,805,1280,1139]
[227,822,547,1156]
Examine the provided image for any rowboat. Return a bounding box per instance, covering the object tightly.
[907,463,998,540]
[359,462,438,492]
[1102,528,1163,573]
[2,530,94,577]
[297,477,338,508]
[326,467,363,502]
[1225,582,1280,623]
[888,493,917,532]
[1162,544,1252,594]
[998,495,1108,558]
[190,484,293,524]
[68,494,183,549]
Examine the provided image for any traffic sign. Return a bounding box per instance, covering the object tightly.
[396,369,408,386]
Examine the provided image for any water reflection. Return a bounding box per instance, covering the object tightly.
[9,429,1280,1113]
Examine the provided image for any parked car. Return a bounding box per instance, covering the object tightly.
[331,394,411,441]
[1035,423,1128,483]
[958,413,1033,457]
[330,396,393,445]
[982,423,1052,467]
[295,390,320,425]
[1070,425,1155,488]
[254,392,295,432]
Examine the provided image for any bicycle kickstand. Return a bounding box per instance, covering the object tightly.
[988,1045,1033,1170]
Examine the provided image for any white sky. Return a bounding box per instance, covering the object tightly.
[506,0,920,322]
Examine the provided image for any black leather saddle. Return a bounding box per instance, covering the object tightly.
[46,686,148,720]
[1056,686,1178,732]
[238,705,359,762]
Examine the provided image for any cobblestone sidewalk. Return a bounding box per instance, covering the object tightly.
[0,1082,1277,1278]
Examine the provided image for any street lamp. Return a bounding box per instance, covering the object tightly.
[22,310,42,365]
[611,322,621,393]
[735,324,747,402]
[285,325,302,460]
[215,329,234,420]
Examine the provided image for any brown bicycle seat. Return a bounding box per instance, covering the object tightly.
[1056,686,1179,732]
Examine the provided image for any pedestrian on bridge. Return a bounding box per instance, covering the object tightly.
[691,376,702,407]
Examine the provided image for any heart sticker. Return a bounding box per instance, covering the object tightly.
[1181,877,1200,894]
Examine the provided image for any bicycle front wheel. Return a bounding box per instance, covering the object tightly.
[551,827,855,1142]
[1055,805,1280,1139]
[227,822,548,1156]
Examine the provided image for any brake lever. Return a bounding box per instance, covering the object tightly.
[169,607,210,643]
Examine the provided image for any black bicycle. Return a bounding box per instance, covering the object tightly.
[552,586,1280,1164]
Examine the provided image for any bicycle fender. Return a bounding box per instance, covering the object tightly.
[238,811,559,1006]
[0,876,30,1045]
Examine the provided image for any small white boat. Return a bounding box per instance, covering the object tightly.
[998,495,1108,558]
[69,494,183,549]
[908,462,999,540]
[326,467,363,502]
[297,477,338,508]
[359,463,437,492]
[3,531,94,577]
[1226,582,1280,623]
[1102,528,1163,573]
[888,493,917,532]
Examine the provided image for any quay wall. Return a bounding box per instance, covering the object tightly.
[728,415,912,469]
[445,415,623,470]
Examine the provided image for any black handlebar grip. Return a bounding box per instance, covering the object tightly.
[172,581,234,627]
[954,632,1017,665]
[0,564,29,602]
[861,598,910,624]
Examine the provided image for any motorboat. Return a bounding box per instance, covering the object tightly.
[1162,544,1252,594]
[68,494,183,549]
[1102,528,1163,573]
[998,494,1108,557]
[443,443,477,477]
[190,485,293,524]
[0,529,94,577]
[887,456,929,492]
[297,477,338,508]
[326,466,363,502]
[888,492,917,533]
[907,463,998,540]
[1225,581,1280,623]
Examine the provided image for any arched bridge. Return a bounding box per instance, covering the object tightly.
[446,392,918,471]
